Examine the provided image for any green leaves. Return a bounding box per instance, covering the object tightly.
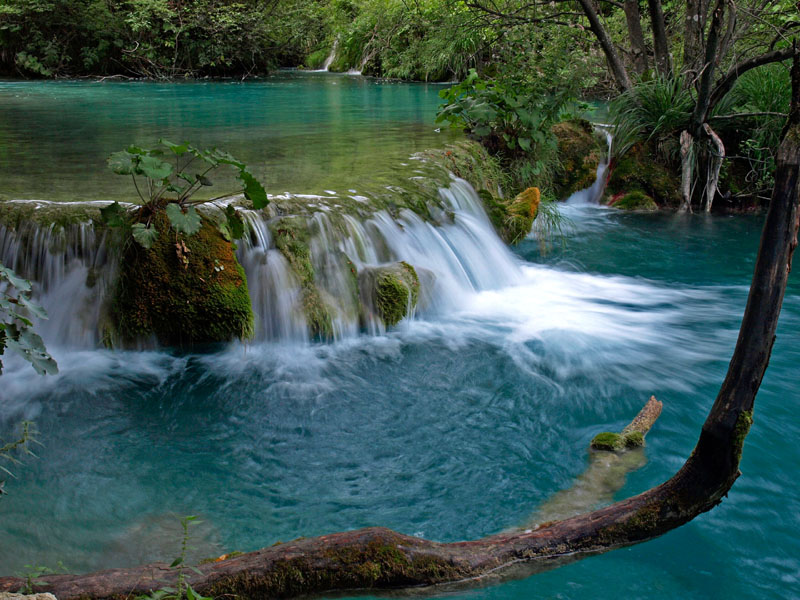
[0,262,57,377]
[238,169,268,209]
[436,72,571,160]
[107,149,173,180]
[132,223,159,249]
[4,324,58,376]
[218,205,245,241]
[138,155,173,180]
[166,204,202,236]
[108,151,138,175]
[108,141,267,246]
[100,201,127,228]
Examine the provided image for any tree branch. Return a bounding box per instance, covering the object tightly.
[709,47,794,110]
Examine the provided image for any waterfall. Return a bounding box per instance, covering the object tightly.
[0,176,524,348]
[321,41,338,72]
[565,126,613,205]
[0,202,116,347]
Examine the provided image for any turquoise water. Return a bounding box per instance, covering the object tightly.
[0,76,799,599]
[1,205,797,598]
[0,72,456,201]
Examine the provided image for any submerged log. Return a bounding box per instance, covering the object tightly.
[2,51,799,600]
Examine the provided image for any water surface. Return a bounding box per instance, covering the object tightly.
[1,204,797,599]
[0,72,456,201]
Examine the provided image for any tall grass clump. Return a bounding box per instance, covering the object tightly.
[609,75,693,163]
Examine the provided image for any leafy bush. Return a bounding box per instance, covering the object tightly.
[436,69,575,190]
[102,141,268,249]
[726,64,792,191]
[0,263,57,376]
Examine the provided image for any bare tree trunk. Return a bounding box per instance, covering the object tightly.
[577,0,633,91]
[624,0,650,75]
[703,123,725,212]
[690,0,726,135]
[647,0,673,76]
[683,0,705,75]
[1,53,797,600]
[680,130,695,212]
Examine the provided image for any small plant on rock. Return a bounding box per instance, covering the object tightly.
[101,141,268,248]
[138,516,212,600]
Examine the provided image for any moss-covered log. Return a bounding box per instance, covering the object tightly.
[2,60,797,600]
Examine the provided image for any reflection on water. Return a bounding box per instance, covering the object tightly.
[0,72,458,201]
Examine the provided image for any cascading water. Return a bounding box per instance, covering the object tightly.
[565,126,613,205]
[0,173,530,348]
[0,202,117,347]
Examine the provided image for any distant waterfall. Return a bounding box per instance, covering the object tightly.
[0,177,524,348]
[565,126,613,205]
[321,40,338,71]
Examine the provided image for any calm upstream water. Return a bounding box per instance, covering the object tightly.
[0,71,457,201]
[0,74,799,599]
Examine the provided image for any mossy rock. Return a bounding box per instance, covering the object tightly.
[605,145,680,208]
[268,216,337,340]
[477,186,540,244]
[112,212,254,346]
[610,190,659,211]
[359,262,420,327]
[552,120,605,198]
[0,199,106,231]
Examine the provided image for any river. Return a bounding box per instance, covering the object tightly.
[0,73,798,599]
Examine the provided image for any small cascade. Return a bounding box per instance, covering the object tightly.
[566,126,613,205]
[0,204,115,347]
[236,175,523,342]
[0,173,525,348]
[321,41,338,71]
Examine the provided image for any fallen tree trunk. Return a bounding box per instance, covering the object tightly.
[2,53,799,600]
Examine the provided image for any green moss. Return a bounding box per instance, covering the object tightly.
[269,216,336,340]
[606,145,680,208]
[205,532,471,598]
[732,410,753,465]
[423,142,508,197]
[590,432,623,451]
[551,120,605,198]
[270,217,314,283]
[623,430,645,447]
[0,200,104,231]
[371,262,420,326]
[612,190,658,211]
[591,428,646,452]
[112,212,254,346]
